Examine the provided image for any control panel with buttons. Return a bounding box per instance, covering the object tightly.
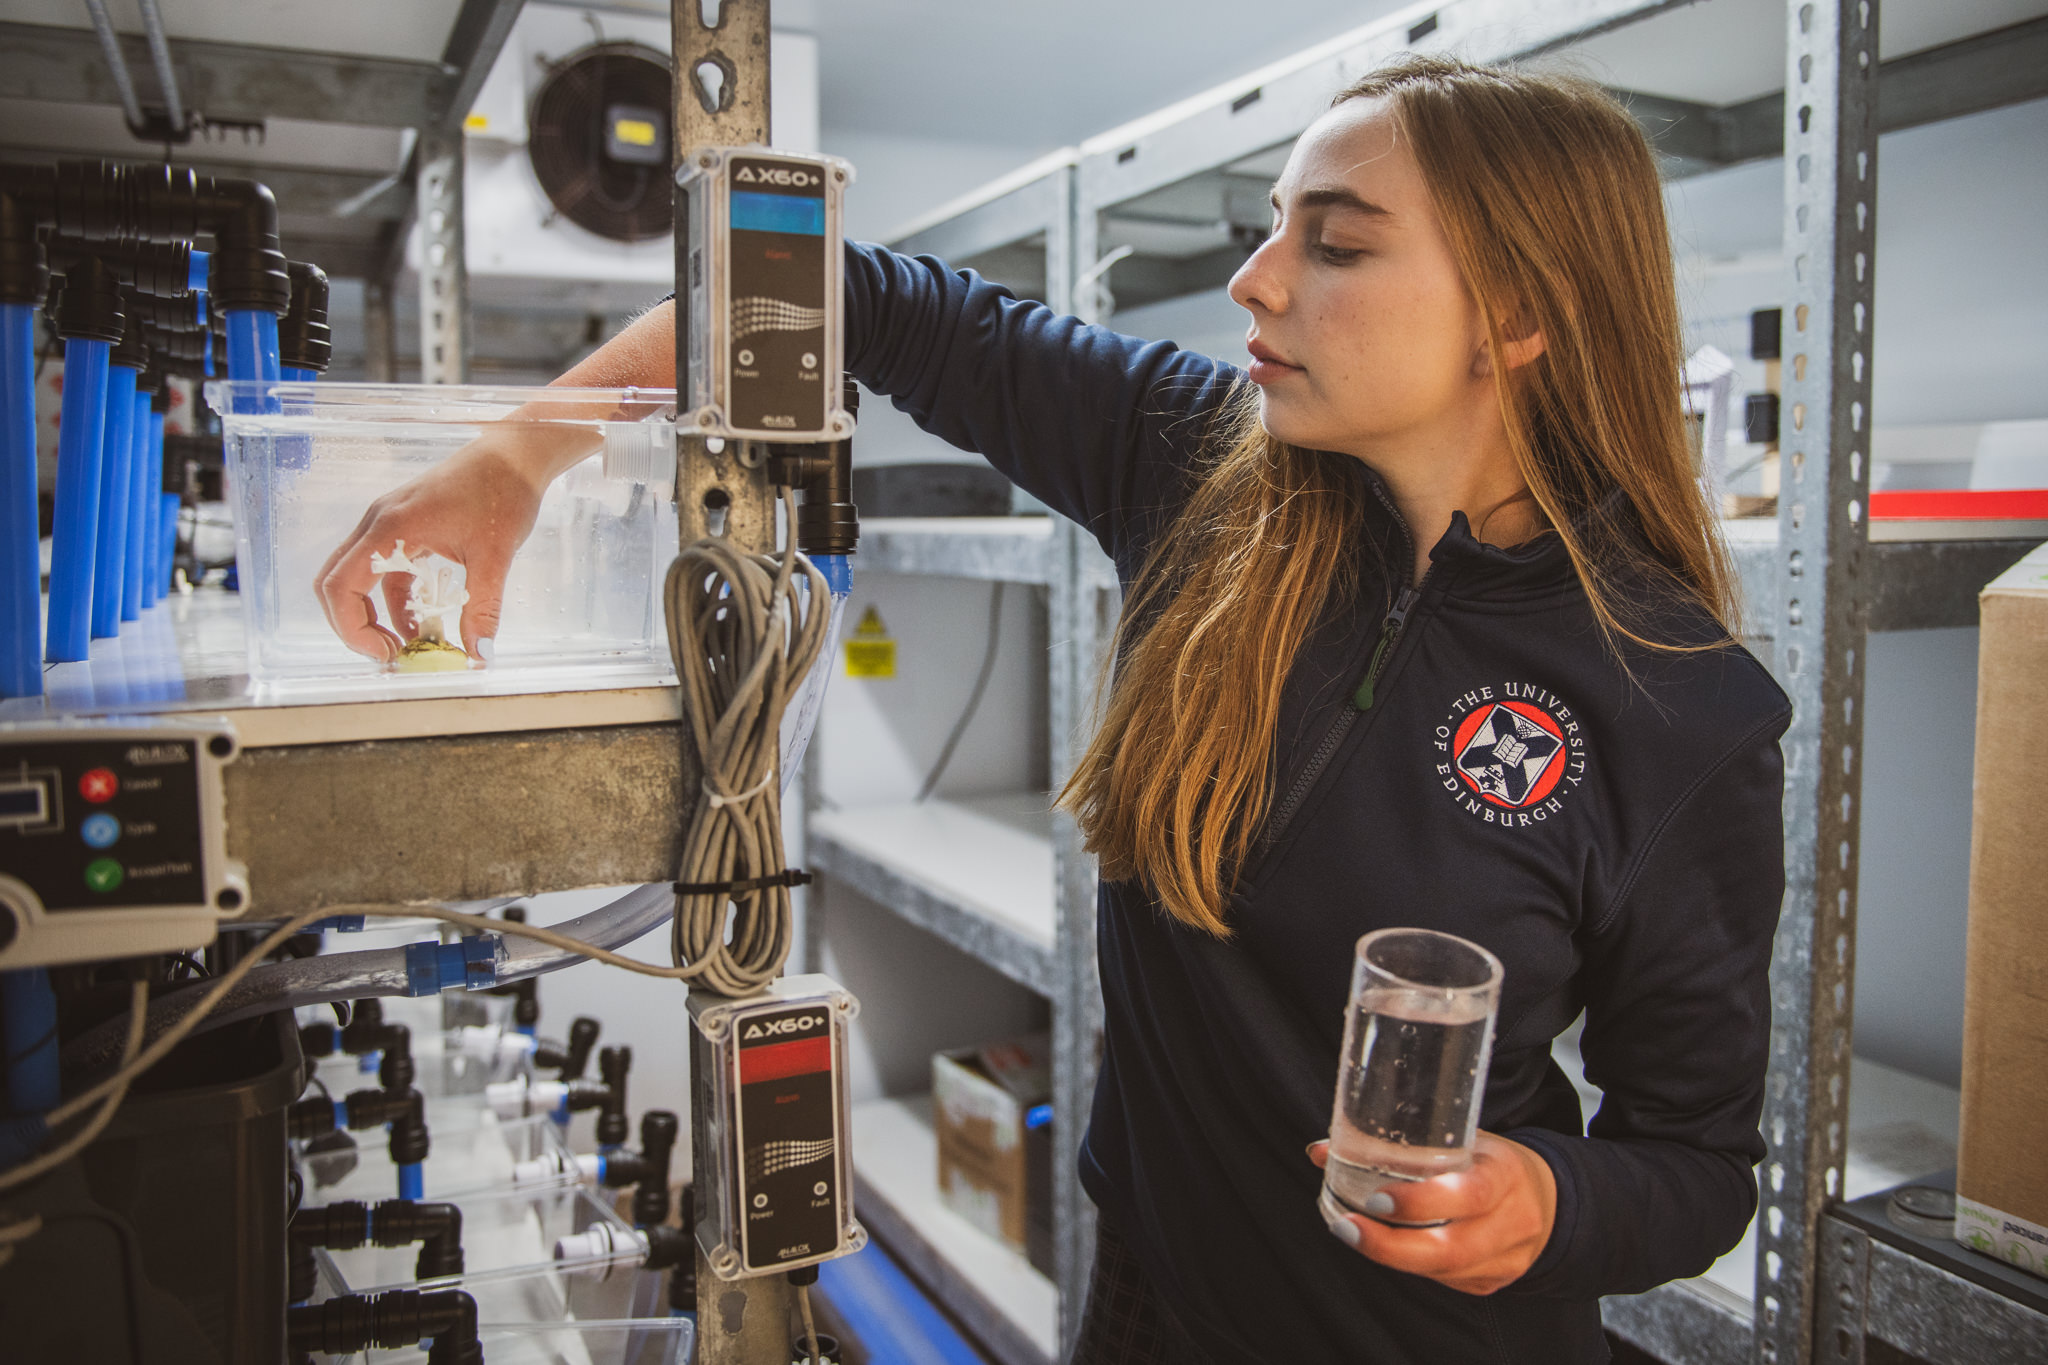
[0,718,248,968]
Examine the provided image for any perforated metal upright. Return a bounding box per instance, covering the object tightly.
[1756,3,1878,1362]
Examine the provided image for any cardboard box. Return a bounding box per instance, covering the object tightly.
[933,1034,1053,1275]
[1956,542,2048,1279]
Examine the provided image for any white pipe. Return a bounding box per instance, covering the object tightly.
[134,0,186,134]
[80,0,147,133]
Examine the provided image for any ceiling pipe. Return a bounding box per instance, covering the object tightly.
[134,0,188,136]
[78,0,147,135]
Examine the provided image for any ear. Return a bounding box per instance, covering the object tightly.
[1471,305,1547,379]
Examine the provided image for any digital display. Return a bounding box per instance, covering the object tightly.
[0,783,47,822]
[730,190,825,237]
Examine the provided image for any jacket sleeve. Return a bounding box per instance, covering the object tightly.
[1503,713,1790,1299]
[843,240,1239,562]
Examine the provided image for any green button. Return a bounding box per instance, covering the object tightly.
[84,857,124,893]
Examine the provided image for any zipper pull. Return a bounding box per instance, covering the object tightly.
[1351,588,1418,711]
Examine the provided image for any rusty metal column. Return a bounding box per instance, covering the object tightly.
[416,128,470,384]
[673,4,791,1363]
[1756,2,1879,1362]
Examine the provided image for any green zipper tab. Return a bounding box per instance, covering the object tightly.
[1351,588,1419,711]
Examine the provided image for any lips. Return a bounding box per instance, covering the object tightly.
[1246,336,1302,384]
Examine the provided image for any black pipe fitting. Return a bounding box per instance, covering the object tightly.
[44,234,197,300]
[595,1046,632,1149]
[287,1288,481,1365]
[110,293,151,371]
[135,363,161,396]
[339,997,385,1052]
[299,1021,337,1058]
[143,324,207,367]
[292,1198,466,1280]
[375,1024,415,1095]
[534,1016,601,1080]
[0,164,54,306]
[771,378,860,556]
[345,1086,430,1170]
[638,1221,693,1272]
[598,1109,679,1226]
[666,1185,697,1314]
[281,261,331,374]
[52,257,125,344]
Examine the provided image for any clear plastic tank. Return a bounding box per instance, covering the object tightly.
[205,382,679,693]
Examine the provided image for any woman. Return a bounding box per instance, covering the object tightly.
[322,56,1789,1365]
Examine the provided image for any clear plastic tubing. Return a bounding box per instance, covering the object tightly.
[122,386,150,620]
[0,302,39,696]
[46,337,112,662]
[779,552,853,788]
[91,363,138,640]
[141,409,165,609]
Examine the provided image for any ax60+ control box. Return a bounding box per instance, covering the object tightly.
[675,146,855,443]
[0,718,249,968]
[688,974,865,1279]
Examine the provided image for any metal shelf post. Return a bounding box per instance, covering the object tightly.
[1759,1,1880,1361]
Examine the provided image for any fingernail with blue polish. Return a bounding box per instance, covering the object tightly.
[1363,1191,1397,1218]
[1332,1216,1361,1248]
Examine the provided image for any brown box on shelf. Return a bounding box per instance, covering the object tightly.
[1956,542,2048,1279]
[932,1034,1053,1276]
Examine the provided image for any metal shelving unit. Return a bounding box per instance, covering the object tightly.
[807,3,2048,1363]
[0,0,523,380]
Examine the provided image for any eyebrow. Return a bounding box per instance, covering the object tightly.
[1269,186,1393,218]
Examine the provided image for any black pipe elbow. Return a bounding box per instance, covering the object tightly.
[343,1086,430,1168]
[287,1288,480,1364]
[282,262,331,374]
[377,1199,466,1280]
[534,1015,600,1078]
[376,1023,415,1094]
[195,175,289,316]
[0,164,54,307]
[287,1095,340,1141]
[640,1222,693,1272]
[632,1110,679,1226]
[110,292,151,371]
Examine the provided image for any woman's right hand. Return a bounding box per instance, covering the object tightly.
[314,438,553,663]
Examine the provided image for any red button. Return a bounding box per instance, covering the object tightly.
[79,768,119,803]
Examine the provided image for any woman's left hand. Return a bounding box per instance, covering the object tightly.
[1306,1132,1557,1295]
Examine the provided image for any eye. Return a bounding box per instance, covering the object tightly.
[1313,242,1364,264]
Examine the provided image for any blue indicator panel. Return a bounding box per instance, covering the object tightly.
[731,191,825,237]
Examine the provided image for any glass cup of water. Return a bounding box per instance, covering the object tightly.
[1319,927,1503,1229]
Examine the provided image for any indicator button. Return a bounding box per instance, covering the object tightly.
[81,812,122,849]
[84,857,125,893]
[800,352,817,370]
[79,768,119,803]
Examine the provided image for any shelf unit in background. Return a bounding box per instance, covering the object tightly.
[810,4,2048,1363]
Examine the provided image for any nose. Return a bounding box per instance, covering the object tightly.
[1228,231,1288,317]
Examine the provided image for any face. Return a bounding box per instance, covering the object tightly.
[1227,99,1495,459]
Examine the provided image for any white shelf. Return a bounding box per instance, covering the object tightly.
[858,516,1056,584]
[3,587,680,747]
[852,1095,1058,1365]
[809,793,1057,994]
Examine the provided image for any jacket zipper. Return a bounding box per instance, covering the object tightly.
[1257,485,1430,858]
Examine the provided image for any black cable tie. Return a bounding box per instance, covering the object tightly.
[671,869,814,897]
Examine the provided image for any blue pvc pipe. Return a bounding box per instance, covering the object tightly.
[282,365,318,383]
[225,309,280,413]
[159,492,179,594]
[398,1161,424,1201]
[187,249,210,295]
[122,388,149,621]
[141,412,165,608]
[91,365,138,640]
[0,304,38,697]
[2,969,60,1117]
[815,1241,985,1365]
[46,338,111,662]
[202,327,214,379]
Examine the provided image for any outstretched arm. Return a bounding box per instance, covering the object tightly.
[313,303,678,661]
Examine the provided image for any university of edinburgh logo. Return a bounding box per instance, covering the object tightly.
[1433,683,1587,827]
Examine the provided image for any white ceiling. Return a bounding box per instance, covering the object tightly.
[7,0,466,63]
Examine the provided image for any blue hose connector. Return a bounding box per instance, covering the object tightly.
[225,310,280,411]
[812,552,854,596]
[46,338,112,662]
[0,303,39,696]
[402,936,501,997]
[141,411,165,609]
[282,365,319,383]
[398,1161,424,1201]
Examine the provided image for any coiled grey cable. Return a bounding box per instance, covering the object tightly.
[666,487,831,997]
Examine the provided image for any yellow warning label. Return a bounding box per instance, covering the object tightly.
[463,113,490,131]
[845,605,896,679]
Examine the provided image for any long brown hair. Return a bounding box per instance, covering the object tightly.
[1059,55,1738,938]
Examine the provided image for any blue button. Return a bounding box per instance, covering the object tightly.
[81,812,122,849]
